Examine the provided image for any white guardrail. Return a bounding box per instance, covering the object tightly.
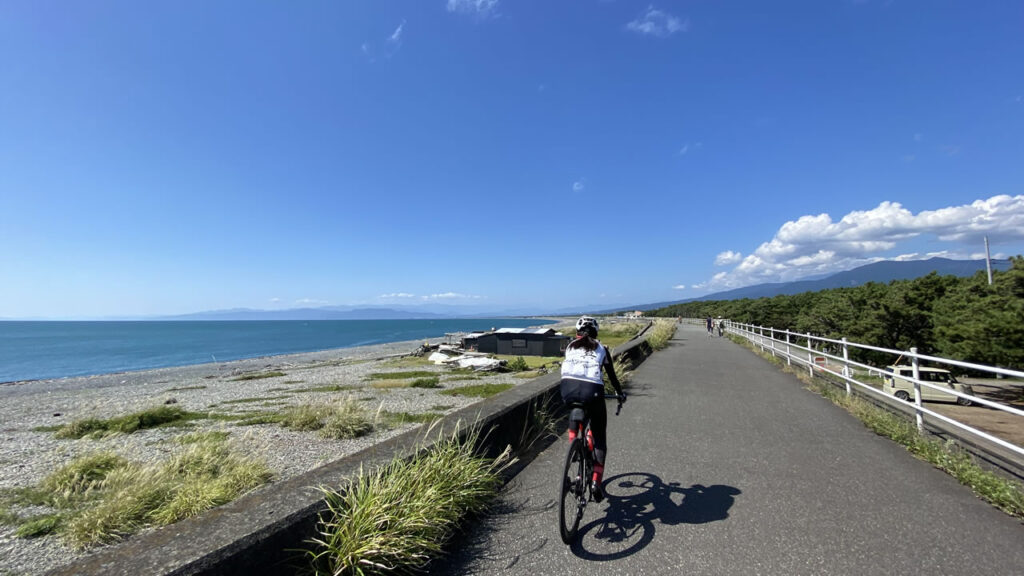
[685,318,1024,461]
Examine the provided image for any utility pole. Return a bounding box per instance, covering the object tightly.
[985,236,993,286]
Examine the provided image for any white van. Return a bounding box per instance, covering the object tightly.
[883,366,973,406]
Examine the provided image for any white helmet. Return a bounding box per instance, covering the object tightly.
[575,316,599,336]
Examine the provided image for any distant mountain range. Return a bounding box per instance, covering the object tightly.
[161,307,447,321]
[612,257,1012,313]
[7,258,1007,321]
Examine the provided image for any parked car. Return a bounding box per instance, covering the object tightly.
[883,366,973,405]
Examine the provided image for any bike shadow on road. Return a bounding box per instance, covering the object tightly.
[570,472,741,561]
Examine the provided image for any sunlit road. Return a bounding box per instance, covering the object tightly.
[434,324,1024,575]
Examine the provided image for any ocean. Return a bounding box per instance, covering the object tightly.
[0,319,556,383]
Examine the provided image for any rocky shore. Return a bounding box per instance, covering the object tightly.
[0,337,546,576]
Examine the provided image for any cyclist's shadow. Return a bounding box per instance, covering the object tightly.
[570,472,741,561]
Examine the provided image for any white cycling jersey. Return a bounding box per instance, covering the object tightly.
[560,341,607,385]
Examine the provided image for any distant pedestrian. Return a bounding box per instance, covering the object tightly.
[717,317,724,337]
[706,317,713,338]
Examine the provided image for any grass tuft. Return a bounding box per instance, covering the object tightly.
[295,384,358,393]
[230,371,286,381]
[217,395,291,405]
[9,434,271,548]
[439,383,513,398]
[410,376,442,389]
[304,423,514,575]
[15,514,63,538]
[645,319,677,351]
[279,398,379,439]
[55,406,203,439]
[175,430,231,444]
[367,370,436,381]
[382,411,444,426]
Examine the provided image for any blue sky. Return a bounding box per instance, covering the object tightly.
[1,1,1023,318]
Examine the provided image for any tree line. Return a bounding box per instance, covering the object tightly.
[644,256,1024,370]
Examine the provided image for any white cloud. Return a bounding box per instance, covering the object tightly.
[423,292,483,300]
[379,292,416,299]
[388,20,406,44]
[269,297,281,303]
[447,0,499,17]
[700,194,1024,291]
[677,142,701,156]
[715,250,742,266]
[941,145,962,157]
[672,284,687,290]
[573,181,585,192]
[362,20,406,61]
[913,133,923,142]
[627,6,688,38]
[295,298,329,306]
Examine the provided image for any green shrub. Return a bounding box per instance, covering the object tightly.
[507,356,529,372]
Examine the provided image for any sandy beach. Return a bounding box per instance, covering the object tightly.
[0,336,552,575]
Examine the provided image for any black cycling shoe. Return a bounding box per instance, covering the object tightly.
[591,481,604,503]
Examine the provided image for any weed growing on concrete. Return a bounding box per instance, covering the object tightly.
[304,423,514,575]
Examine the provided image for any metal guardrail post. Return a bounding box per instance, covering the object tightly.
[759,326,765,351]
[769,328,776,357]
[842,337,851,397]
[785,330,792,366]
[911,347,923,432]
[807,333,814,377]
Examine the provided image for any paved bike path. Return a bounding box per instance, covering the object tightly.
[435,324,1024,575]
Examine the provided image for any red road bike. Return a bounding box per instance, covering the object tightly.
[558,393,624,544]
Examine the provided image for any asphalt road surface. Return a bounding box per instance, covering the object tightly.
[434,324,1024,575]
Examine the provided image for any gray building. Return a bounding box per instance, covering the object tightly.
[462,328,570,357]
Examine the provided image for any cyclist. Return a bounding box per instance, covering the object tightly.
[560,316,625,503]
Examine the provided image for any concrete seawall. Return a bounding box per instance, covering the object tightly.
[48,328,657,575]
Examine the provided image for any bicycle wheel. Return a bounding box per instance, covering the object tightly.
[558,439,586,544]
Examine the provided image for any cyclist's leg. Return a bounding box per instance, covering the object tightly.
[587,397,609,490]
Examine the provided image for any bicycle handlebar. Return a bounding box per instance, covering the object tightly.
[604,393,626,415]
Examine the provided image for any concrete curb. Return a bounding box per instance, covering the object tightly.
[48,326,663,576]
